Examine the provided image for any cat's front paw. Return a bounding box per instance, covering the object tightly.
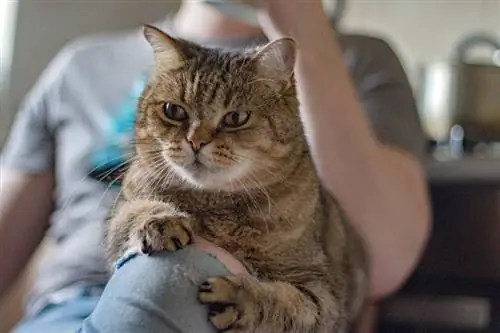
[137,215,194,254]
[198,276,258,333]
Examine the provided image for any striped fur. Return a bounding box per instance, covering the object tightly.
[105,25,369,333]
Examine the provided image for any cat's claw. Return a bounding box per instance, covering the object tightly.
[198,276,255,333]
[137,216,194,254]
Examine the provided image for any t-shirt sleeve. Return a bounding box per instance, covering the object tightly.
[1,92,55,173]
[345,35,426,159]
[1,43,75,173]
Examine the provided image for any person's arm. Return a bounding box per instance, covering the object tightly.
[257,1,431,299]
[0,39,65,297]
[0,171,53,297]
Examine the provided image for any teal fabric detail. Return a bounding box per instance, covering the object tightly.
[89,76,148,185]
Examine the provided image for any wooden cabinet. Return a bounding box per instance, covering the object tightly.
[379,182,500,332]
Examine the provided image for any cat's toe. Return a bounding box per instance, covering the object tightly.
[138,219,165,255]
[135,216,193,254]
[208,306,243,332]
[162,218,193,252]
[198,276,240,304]
[198,276,252,332]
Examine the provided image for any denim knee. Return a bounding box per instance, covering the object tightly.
[78,247,231,333]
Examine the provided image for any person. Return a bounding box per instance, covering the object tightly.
[0,0,431,332]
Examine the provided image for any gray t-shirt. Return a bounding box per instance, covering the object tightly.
[1,21,424,315]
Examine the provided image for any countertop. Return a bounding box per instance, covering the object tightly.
[425,156,500,184]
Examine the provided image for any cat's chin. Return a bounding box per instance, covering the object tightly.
[169,163,223,190]
[169,162,247,192]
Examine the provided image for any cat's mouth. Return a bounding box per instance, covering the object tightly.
[185,156,210,174]
[193,159,203,169]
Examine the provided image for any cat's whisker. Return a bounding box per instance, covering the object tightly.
[95,158,134,183]
[60,152,137,214]
[128,161,158,196]
[127,168,147,195]
[224,174,236,208]
[231,154,289,185]
[164,168,178,190]
[246,173,274,216]
[134,153,166,197]
[238,179,268,231]
[147,154,170,185]
[129,138,161,144]
[111,186,123,212]
[236,179,254,216]
[248,172,294,228]
[149,160,173,200]
[93,155,144,214]
[93,177,122,213]
[246,76,281,89]
[135,148,165,154]
[147,166,164,201]
[159,168,173,194]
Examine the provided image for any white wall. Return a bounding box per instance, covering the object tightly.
[342,0,500,84]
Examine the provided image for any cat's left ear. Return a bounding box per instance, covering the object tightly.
[143,24,185,70]
[252,38,297,87]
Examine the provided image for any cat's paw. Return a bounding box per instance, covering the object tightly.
[198,276,257,332]
[137,215,194,254]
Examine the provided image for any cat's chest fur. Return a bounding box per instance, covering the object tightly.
[125,165,328,278]
[159,186,319,247]
[163,187,327,280]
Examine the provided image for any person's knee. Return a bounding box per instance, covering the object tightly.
[79,247,232,333]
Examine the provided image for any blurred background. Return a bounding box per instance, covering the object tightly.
[1,1,499,146]
[1,1,500,332]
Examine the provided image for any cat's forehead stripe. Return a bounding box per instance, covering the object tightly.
[178,77,186,104]
[222,80,234,109]
[206,73,221,105]
[192,71,202,101]
[182,57,241,110]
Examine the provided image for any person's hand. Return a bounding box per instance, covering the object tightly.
[242,0,329,40]
[192,236,248,275]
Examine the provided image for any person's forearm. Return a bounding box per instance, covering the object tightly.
[0,171,53,298]
[263,6,431,298]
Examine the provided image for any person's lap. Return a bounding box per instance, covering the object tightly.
[12,247,231,333]
[12,295,101,333]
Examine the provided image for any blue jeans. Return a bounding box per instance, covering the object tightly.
[12,247,231,333]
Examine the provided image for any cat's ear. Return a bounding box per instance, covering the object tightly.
[252,38,297,85]
[143,24,185,70]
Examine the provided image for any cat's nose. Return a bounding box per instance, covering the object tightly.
[187,138,211,153]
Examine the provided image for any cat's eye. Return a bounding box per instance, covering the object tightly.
[222,111,250,129]
[163,102,188,122]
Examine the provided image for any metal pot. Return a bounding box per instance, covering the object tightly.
[417,32,500,143]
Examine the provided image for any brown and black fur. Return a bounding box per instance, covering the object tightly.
[105,24,369,333]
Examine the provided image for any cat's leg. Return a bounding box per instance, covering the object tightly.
[198,275,343,333]
[105,199,194,262]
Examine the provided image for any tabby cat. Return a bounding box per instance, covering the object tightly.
[105,24,369,333]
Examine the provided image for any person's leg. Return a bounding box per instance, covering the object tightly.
[11,294,100,333]
[78,247,232,333]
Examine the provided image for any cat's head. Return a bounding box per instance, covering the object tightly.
[136,25,306,191]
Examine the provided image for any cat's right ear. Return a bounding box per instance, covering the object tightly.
[143,24,185,70]
[252,38,297,91]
